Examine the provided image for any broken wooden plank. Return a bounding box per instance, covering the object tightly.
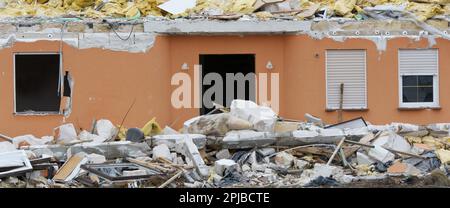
[327,137,346,165]
[0,133,13,142]
[158,170,183,188]
[126,157,172,173]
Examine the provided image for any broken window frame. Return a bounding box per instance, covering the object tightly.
[13,52,64,115]
[398,49,439,109]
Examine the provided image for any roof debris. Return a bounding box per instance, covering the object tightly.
[0,0,448,23]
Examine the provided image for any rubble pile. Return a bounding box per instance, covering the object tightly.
[0,0,448,23]
[1,99,450,188]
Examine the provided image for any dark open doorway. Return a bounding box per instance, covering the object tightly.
[15,53,61,113]
[199,54,255,115]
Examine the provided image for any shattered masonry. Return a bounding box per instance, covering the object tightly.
[1,100,450,188]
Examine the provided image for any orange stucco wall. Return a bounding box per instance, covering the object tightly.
[0,36,172,137]
[0,34,449,137]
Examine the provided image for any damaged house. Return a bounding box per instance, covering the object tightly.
[0,0,449,138]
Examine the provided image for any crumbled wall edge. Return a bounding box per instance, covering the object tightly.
[0,32,156,53]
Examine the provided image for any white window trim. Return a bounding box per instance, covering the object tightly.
[398,49,439,108]
[325,49,367,110]
[13,52,63,115]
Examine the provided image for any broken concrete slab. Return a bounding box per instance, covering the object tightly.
[68,141,151,160]
[274,121,300,133]
[26,145,69,161]
[257,147,276,157]
[151,134,206,150]
[186,113,252,136]
[222,130,276,149]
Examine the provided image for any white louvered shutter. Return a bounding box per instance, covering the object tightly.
[326,50,367,109]
[399,49,438,75]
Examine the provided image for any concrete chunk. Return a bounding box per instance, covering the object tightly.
[214,159,237,176]
[215,149,231,160]
[222,130,276,149]
[152,134,206,150]
[152,144,172,161]
[274,152,295,168]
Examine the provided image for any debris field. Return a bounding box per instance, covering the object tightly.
[1,99,449,188]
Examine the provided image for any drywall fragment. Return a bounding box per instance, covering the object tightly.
[95,119,117,141]
[12,135,53,149]
[372,131,411,153]
[230,99,277,132]
[158,0,196,15]
[54,123,78,144]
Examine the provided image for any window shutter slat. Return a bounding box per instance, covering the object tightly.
[399,49,438,74]
[326,50,367,109]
